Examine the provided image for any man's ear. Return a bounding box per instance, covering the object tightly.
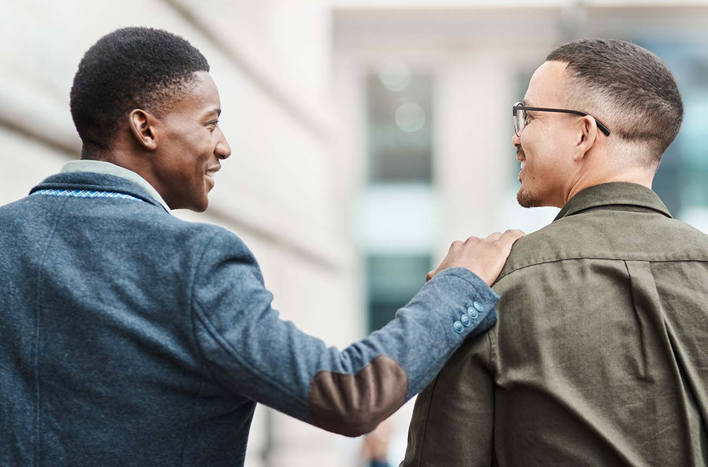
[128,109,158,151]
[574,115,599,162]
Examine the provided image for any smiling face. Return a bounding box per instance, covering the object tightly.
[150,71,231,212]
[512,61,582,208]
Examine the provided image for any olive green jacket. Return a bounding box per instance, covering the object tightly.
[403,182,708,467]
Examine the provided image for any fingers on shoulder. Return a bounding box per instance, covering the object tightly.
[502,229,525,241]
[485,231,503,242]
[449,239,465,251]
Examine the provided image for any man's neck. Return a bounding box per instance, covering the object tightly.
[78,145,171,211]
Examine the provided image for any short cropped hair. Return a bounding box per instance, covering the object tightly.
[547,39,683,165]
[70,27,209,155]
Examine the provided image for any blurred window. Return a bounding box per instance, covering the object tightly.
[366,255,432,332]
[367,68,433,184]
[638,41,708,229]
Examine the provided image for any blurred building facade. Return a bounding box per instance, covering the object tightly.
[3,1,708,466]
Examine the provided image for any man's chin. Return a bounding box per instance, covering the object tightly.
[516,187,545,208]
[194,197,209,213]
[186,193,210,213]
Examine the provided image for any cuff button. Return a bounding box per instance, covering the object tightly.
[453,320,464,334]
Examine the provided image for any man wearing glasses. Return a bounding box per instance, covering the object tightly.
[403,39,708,466]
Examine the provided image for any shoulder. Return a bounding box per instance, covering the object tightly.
[177,221,262,274]
[496,220,572,280]
[497,211,708,283]
[167,218,252,256]
[113,208,255,266]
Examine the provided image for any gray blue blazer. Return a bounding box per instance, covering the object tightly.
[0,171,498,466]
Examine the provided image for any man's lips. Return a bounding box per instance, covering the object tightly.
[205,165,221,176]
[205,166,220,188]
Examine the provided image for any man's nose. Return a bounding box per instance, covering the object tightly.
[512,131,521,148]
[216,130,232,160]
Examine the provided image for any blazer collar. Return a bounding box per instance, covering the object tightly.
[30,172,170,214]
[554,182,672,222]
[60,160,171,213]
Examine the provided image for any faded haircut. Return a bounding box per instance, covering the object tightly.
[547,39,683,167]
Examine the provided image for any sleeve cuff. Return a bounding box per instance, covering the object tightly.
[427,267,500,340]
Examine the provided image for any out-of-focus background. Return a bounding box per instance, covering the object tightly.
[2,0,708,465]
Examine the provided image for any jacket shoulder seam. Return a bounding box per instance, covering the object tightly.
[498,257,708,282]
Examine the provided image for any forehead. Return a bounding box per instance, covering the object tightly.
[169,71,221,115]
[524,61,570,107]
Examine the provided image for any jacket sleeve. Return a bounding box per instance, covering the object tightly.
[190,228,499,437]
[401,332,495,466]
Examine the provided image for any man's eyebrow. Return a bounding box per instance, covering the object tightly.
[203,107,221,118]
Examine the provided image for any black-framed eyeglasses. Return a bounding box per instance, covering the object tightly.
[513,102,611,137]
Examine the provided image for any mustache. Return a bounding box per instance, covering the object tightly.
[516,147,526,160]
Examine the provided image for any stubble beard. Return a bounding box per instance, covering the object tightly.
[515,146,544,208]
[517,184,544,208]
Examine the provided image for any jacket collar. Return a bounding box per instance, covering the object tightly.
[554,182,672,222]
[30,171,170,214]
[60,160,171,213]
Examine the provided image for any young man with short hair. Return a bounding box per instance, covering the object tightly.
[0,27,522,466]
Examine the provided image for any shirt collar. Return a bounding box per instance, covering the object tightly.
[60,160,171,213]
[554,182,672,222]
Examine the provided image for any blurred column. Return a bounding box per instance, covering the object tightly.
[434,48,515,257]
